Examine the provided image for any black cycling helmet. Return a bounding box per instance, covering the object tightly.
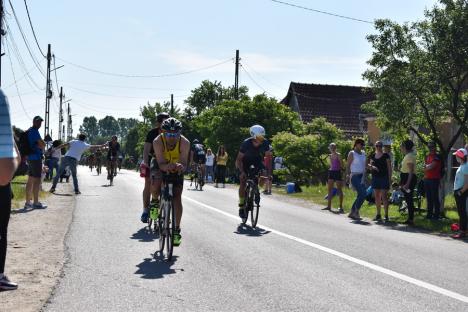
[161,117,182,132]
[156,112,170,123]
[193,139,199,144]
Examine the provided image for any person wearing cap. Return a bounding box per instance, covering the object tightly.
[452,148,468,239]
[139,112,170,223]
[423,141,442,220]
[0,89,21,290]
[25,116,47,209]
[400,139,417,225]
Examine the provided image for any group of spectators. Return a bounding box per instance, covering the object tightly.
[325,138,468,239]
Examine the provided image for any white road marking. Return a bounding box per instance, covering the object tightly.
[183,195,468,304]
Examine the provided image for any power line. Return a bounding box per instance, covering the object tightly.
[23,0,46,57]
[5,38,32,119]
[6,1,45,77]
[63,84,190,100]
[241,60,284,89]
[4,27,44,91]
[58,79,189,92]
[269,0,373,24]
[240,64,278,98]
[56,56,233,78]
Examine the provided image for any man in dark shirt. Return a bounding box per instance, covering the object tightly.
[235,125,272,218]
[190,139,206,185]
[25,116,47,209]
[140,112,170,223]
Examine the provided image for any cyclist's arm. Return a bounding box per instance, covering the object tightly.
[236,152,245,174]
[178,136,190,172]
[143,142,152,166]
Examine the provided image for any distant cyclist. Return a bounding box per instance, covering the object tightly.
[95,148,103,174]
[153,117,190,246]
[190,139,206,186]
[107,135,120,180]
[235,125,272,219]
[140,112,170,223]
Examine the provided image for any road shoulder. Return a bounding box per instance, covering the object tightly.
[0,181,75,312]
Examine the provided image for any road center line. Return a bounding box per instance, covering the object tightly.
[183,195,468,304]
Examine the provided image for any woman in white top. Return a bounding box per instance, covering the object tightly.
[346,138,367,220]
[205,148,215,183]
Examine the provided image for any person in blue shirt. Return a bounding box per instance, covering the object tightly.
[25,116,47,209]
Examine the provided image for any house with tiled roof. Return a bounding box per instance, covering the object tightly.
[281,82,376,138]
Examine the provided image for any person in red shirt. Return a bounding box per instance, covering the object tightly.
[423,141,442,219]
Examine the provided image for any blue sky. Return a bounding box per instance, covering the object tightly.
[2,0,435,137]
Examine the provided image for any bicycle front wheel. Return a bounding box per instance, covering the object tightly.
[242,185,251,224]
[251,189,260,228]
[158,202,166,253]
[166,201,175,261]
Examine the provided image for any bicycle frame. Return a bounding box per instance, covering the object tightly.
[158,176,177,261]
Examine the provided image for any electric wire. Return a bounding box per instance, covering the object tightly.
[23,0,46,57]
[55,56,233,78]
[5,38,32,119]
[269,0,373,24]
[7,0,46,77]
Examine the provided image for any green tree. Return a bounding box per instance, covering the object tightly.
[79,116,99,142]
[193,94,302,168]
[272,118,347,185]
[98,116,120,138]
[363,0,468,163]
[117,118,139,139]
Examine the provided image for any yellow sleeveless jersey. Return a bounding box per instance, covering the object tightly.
[161,136,181,164]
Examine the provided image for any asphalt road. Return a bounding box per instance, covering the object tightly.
[44,167,468,312]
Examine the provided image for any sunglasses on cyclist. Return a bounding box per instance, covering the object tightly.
[164,132,180,138]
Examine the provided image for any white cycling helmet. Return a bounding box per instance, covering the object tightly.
[250,125,266,140]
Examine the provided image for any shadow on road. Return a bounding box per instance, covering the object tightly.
[135,256,181,279]
[12,207,35,214]
[234,224,271,237]
[130,227,157,242]
[52,193,73,197]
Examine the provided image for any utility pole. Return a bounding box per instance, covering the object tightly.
[0,0,4,86]
[58,87,63,141]
[67,103,70,141]
[44,44,52,138]
[234,49,240,100]
[171,94,174,115]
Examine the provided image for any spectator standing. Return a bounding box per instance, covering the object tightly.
[368,141,392,222]
[205,148,215,183]
[263,147,273,195]
[46,140,62,180]
[452,148,468,239]
[0,89,21,290]
[346,139,367,220]
[215,145,228,188]
[325,143,344,213]
[50,134,105,194]
[400,139,417,225]
[423,141,442,220]
[25,116,47,209]
[273,155,284,186]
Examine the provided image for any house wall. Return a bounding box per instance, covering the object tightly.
[366,118,381,144]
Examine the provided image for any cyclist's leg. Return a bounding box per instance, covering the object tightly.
[172,177,184,245]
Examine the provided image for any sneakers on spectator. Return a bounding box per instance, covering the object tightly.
[75,190,81,195]
[49,188,55,193]
[33,202,47,209]
[0,275,18,290]
[23,202,32,209]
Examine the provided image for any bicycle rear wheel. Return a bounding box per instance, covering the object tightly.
[195,174,199,190]
[166,201,175,261]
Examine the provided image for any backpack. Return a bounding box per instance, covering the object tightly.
[18,129,33,156]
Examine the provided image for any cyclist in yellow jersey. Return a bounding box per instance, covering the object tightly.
[153,118,190,246]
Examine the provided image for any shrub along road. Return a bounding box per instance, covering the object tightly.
[42,167,468,311]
